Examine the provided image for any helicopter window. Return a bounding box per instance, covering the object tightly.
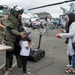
[0,10,3,14]
[0,8,8,15]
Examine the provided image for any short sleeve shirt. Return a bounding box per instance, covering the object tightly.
[20,41,30,56]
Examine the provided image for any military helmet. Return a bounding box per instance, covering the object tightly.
[10,5,24,17]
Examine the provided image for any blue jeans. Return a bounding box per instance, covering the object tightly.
[72,55,75,70]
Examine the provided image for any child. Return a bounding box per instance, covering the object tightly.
[20,32,31,75]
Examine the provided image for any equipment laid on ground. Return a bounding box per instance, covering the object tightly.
[28,32,45,62]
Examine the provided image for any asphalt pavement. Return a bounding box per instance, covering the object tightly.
[0,28,72,75]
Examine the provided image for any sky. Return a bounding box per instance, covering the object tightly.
[0,0,75,18]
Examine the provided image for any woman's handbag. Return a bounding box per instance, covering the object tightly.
[72,42,75,51]
[72,35,75,51]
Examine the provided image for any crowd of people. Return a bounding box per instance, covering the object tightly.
[1,5,75,75]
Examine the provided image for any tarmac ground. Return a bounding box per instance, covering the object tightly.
[0,28,73,75]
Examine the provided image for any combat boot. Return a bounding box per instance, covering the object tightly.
[5,57,10,70]
[7,68,13,71]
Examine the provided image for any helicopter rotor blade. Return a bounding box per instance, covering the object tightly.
[28,0,75,10]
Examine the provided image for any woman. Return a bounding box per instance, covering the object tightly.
[56,13,75,73]
[60,23,72,68]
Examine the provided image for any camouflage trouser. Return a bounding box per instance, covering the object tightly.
[15,55,22,67]
[14,42,22,67]
[5,42,14,69]
[6,50,13,68]
[5,41,22,68]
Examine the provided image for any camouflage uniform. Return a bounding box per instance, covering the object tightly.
[0,6,24,71]
[4,13,20,69]
[10,7,24,68]
[14,17,24,67]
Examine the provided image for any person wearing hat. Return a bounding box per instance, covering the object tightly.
[4,6,25,71]
[12,6,25,68]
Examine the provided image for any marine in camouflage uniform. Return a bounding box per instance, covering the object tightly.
[3,6,24,71]
[14,14,24,68]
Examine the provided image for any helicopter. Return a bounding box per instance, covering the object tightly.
[28,0,75,28]
[60,3,75,28]
[60,3,75,15]
[28,0,75,10]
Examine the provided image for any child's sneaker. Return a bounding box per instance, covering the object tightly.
[23,69,30,75]
[25,71,30,74]
[66,64,72,67]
